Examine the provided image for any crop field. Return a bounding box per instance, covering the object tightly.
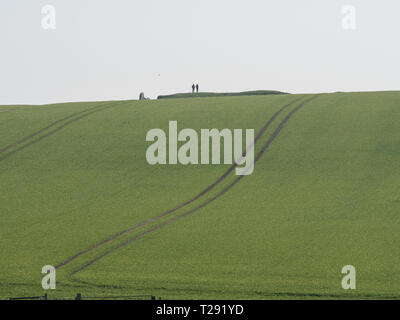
[0,91,399,299]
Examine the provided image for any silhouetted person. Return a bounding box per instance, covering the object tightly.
[192,84,195,93]
[196,84,199,93]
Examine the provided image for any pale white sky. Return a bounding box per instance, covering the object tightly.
[0,0,399,104]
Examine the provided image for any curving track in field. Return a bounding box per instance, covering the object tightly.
[57,95,318,274]
[55,96,304,270]
[0,101,128,163]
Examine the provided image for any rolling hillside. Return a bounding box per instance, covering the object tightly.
[0,91,399,299]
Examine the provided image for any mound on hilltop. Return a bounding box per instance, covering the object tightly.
[157,90,288,99]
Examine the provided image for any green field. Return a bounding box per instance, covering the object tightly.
[1,91,399,300]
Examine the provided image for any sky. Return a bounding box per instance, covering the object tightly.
[0,0,399,105]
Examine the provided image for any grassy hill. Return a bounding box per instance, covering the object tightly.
[157,90,287,99]
[1,91,399,299]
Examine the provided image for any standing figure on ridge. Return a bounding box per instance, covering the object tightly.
[196,84,199,93]
[192,84,195,93]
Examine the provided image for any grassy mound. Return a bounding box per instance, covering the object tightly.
[157,90,287,99]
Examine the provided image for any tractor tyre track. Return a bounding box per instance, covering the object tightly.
[70,95,318,275]
[56,96,304,269]
[0,102,127,163]
[0,102,114,155]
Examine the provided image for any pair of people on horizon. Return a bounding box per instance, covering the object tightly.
[192,84,199,93]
